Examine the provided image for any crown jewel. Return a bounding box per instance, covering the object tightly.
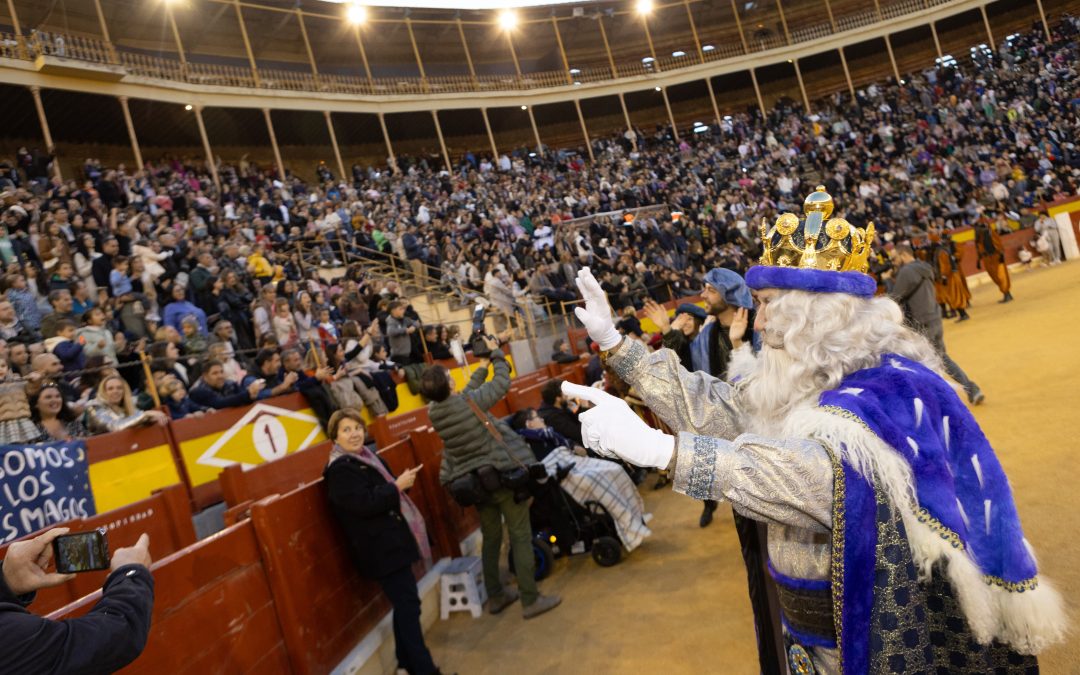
[758,186,875,274]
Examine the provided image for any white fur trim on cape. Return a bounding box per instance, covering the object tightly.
[782,406,1068,655]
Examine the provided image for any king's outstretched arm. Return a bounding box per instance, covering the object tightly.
[604,337,745,441]
[671,431,833,532]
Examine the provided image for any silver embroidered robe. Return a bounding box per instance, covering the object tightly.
[607,338,842,673]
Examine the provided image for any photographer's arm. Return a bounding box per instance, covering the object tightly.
[466,348,511,410]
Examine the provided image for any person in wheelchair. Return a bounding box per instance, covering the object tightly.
[511,408,652,552]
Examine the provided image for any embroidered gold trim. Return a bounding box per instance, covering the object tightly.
[824,443,845,675]
[820,405,1040,594]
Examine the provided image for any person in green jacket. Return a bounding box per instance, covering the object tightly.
[423,336,561,620]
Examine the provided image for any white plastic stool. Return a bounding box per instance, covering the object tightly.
[439,556,487,619]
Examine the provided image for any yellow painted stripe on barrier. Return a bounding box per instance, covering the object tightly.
[178,407,327,487]
[952,229,975,243]
[1047,201,1080,217]
[88,445,180,513]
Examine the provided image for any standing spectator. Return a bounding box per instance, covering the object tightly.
[323,410,443,675]
[890,244,984,405]
[385,300,419,365]
[1033,211,1062,265]
[424,337,561,619]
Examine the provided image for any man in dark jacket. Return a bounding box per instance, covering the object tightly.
[423,338,560,620]
[538,378,583,447]
[890,243,984,404]
[1,527,154,673]
[189,361,265,409]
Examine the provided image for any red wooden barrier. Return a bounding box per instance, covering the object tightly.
[1,483,195,616]
[48,521,291,674]
[249,483,390,675]
[507,379,549,413]
[219,440,333,513]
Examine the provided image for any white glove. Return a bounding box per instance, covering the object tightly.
[561,382,674,469]
[573,267,622,351]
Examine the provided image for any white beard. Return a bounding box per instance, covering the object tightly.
[739,345,824,435]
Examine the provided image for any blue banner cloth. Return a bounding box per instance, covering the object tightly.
[0,440,96,545]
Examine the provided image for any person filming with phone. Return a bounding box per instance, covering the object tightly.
[1,527,154,674]
[323,409,446,675]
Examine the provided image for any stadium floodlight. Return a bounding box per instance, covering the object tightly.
[636,0,653,15]
[346,3,367,25]
[498,10,517,30]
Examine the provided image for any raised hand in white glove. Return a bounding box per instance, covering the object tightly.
[561,381,674,469]
[573,267,622,351]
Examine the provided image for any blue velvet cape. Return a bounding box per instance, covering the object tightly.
[819,355,1039,672]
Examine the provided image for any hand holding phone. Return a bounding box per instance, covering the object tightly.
[2,527,76,595]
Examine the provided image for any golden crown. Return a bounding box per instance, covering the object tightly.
[758,187,875,274]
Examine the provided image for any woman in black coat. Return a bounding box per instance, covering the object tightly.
[323,409,442,675]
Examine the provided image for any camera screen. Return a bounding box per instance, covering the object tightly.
[54,530,110,574]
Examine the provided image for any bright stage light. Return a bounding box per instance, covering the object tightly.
[636,0,653,14]
[498,10,517,30]
[346,3,366,24]
[184,104,193,111]
[521,105,528,110]
[654,86,661,91]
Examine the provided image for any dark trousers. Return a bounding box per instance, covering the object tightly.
[733,512,785,675]
[377,565,437,675]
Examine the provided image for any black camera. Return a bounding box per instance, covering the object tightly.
[471,331,497,358]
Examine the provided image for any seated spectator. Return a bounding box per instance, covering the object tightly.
[0,299,40,345]
[77,307,117,365]
[3,273,43,334]
[8,342,30,377]
[252,349,298,399]
[510,407,652,552]
[189,359,265,409]
[44,319,85,376]
[29,353,84,414]
[324,344,388,417]
[0,359,41,444]
[617,305,643,338]
[423,325,451,360]
[180,316,208,361]
[158,376,210,419]
[283,348,335,424]
[148,340,189,388]
[206,342,247,383]
[1,527,154,673]
[538,378,584,447]
[161,284,207,336]
[39,290,75,339]
[84,374,168,433]
[70,280,95,319]
[30,380,88,441]
[549,339,578,364]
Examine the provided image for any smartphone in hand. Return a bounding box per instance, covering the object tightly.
[53,528,110,574]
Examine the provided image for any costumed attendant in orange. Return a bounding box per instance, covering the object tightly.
[931,231,972,321]
[974,220,1013,303]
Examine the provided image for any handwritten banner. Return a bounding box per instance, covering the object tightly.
[0,440,96,544]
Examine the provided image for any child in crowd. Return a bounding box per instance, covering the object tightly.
[272,297,298,347]
[46,319,86,375]
[78,307,117,365]
[110,255,133,297]
[317,307,339,344]
[181,315,209,360]
[0,357,41,444]
[159,377,210,419]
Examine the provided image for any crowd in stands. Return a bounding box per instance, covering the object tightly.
[0,17,1075,444]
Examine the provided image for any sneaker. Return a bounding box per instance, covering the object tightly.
[968,389,985,406]
[487,588,519,615]
[522,594,561,619]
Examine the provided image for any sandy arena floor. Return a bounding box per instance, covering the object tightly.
[424,261,1080,674]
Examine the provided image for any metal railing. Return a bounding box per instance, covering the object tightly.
[3,0,961,98]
